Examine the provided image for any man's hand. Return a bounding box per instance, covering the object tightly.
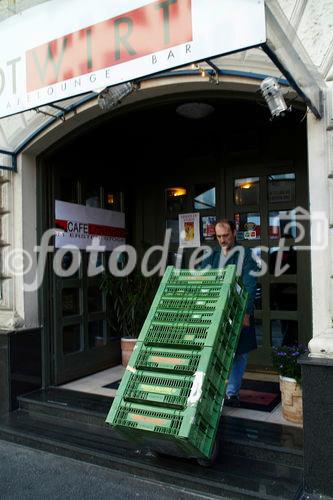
[243,314,250,327]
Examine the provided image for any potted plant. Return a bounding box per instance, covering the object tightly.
[101,271,160,366]
[272,344,309,424]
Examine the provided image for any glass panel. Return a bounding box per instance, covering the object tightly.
[88,320,106,348]
[166,187,187,214]
[166,219,179,244]
[56,250,80,279]
[269,247,297,275]
[85,184,101,207]
[252,247,263,270]
[194,184,216,210]
[255,283,262,310]
[105,191,122,211]
[255,318,263,347]
[62,288,80,316]
[268,173,295,204]
[202,216,216,241]
[235,212,260,240]
[270,283,297,311]
[234,177,259,206]
[271,319,298,347]
[269,209,297,239]
[63,324,81,354]
[88,287,103,313]
[59,178,78,203]
[167,251,183,267]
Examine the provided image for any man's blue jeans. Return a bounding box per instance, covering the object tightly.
[226,352,248,397]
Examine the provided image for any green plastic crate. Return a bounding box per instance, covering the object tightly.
[137,266,239,347]
[115,346,228,411]
[106,307,247,457]
[134,346,203,374]
[107,401,208,457]
[106,265,249,459]
[158,296,218,311]
[140,285,247,348]
[107,390,223,459]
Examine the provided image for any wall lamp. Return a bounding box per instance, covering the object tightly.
[260,77,291,119]
[166,187,187,197]
[98,81,138,111]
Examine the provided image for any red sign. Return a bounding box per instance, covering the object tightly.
[26,0,192,92]
[55,219,126,238]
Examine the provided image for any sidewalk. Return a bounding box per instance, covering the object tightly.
[0,440,215,500]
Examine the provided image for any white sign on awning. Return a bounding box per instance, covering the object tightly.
[0,0,266,118]
[55,200,125,251]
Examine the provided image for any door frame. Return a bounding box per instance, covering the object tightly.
[37,157,122,386]
[225,159,311,368]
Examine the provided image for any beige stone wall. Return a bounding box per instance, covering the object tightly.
[278,0,333,81]
[0,0,50,21]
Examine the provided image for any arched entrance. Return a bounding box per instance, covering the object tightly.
[36,84,311,384]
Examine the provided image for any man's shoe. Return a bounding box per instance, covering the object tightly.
[224,394,240,407]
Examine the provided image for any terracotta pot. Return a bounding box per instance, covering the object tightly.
[279,375,303,424]
[121,337,137,367]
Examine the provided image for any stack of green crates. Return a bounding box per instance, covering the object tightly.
[106,265,248,459]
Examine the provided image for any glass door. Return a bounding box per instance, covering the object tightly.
[226,163,311,368]
[51,168,122,384]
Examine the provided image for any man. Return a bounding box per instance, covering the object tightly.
[201,219,257,406]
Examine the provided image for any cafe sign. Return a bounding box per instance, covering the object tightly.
[0,0,265,118]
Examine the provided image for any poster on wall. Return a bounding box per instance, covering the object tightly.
[235,213,261,240]
[202,216,216,241]
[268,181,294,203]
[55,200,125,250]
[178,213,201,248]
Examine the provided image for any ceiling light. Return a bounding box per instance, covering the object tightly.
[98,82,135,111]
[176,102,214,120]
[166,187,187,197]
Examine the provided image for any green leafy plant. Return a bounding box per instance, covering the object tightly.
[272,344,309,385]
[101,271,160,339]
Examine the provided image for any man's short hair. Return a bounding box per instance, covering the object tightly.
[215,219,236,232]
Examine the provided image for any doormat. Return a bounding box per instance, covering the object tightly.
[103,380,121,390]
[103,379,281,412]
[237,379,281,412]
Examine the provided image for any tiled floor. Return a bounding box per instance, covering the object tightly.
[60,366,302,428]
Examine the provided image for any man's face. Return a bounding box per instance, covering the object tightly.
[215,223,236,251]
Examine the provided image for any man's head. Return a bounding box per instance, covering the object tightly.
[215,219,237,254]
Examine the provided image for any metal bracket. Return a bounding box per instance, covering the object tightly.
[35,105,66,122]
[0,150,16,172]
[205,59,220,85]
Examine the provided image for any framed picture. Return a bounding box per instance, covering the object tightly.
[178,213,201,248]
[202,215,216,241]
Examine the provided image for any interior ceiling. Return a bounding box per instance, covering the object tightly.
[71,94,305,153]
[49,92,306,187]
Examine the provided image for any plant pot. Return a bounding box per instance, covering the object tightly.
[279,375,303,424]
[121,337,137,367]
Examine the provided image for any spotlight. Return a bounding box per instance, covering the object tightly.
[260,77,291,118]
[98,82,136,111]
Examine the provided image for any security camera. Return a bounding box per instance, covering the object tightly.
[260,77,291,118]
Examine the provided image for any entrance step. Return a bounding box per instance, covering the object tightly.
[0,388,304,499]
[17,387,304,469]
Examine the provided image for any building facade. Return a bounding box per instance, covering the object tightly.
[1,0,333,496]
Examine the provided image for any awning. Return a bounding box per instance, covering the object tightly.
[0,0,325,170]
